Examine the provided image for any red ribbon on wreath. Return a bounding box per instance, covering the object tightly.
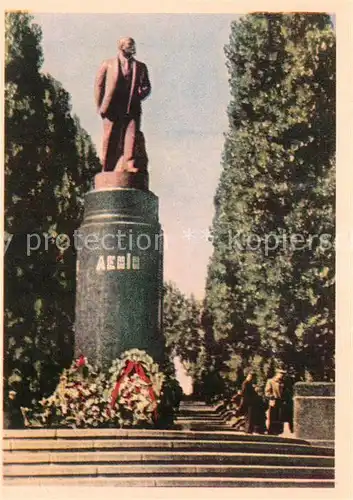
[75,355,86,368]
[109,360,158,421]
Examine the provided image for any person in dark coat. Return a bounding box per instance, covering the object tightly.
[240,371,258,433]
[252,386,268,434]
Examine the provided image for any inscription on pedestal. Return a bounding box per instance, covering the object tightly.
[75,188,164,367]
[95,254,140,271]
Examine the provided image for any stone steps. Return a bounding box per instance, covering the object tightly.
[3,428,310,444]
[178,418,225,423]
[2,401,335,487]
[177,415,224,420]
[4,450,334,467]
[4,463,334,480]
[4,476,334,487]
[3,437,333,456]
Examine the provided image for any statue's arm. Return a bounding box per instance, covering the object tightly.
[138,63,151,101]
[94,60,108,112]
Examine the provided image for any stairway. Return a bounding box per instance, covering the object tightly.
[3,400,334,487]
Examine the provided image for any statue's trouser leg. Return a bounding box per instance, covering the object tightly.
[102,118,122,171]
[123,117,138,162]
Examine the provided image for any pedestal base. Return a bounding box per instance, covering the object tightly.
[294,382,334,447]
[74,187,164,368]
[95,170,148,191]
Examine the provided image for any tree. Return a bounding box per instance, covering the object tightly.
[203,13,335,391]
[163,281,204,383]
[4,12,101,426]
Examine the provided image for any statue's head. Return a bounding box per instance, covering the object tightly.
[118,37,136,58]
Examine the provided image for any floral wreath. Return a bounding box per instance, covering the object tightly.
[20,349,173,428]
[108,349,165,423]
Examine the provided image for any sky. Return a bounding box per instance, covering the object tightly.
[33,13,239,299]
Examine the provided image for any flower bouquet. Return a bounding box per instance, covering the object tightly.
[21,355,121,428]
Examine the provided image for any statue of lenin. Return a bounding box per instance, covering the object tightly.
[94,37,151,173]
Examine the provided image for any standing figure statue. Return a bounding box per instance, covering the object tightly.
[94,37,151,173]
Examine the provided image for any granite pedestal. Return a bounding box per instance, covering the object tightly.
[74,179,164,368]
[293,382,335,448]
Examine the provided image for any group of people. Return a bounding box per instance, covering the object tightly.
[232,368,293,435]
